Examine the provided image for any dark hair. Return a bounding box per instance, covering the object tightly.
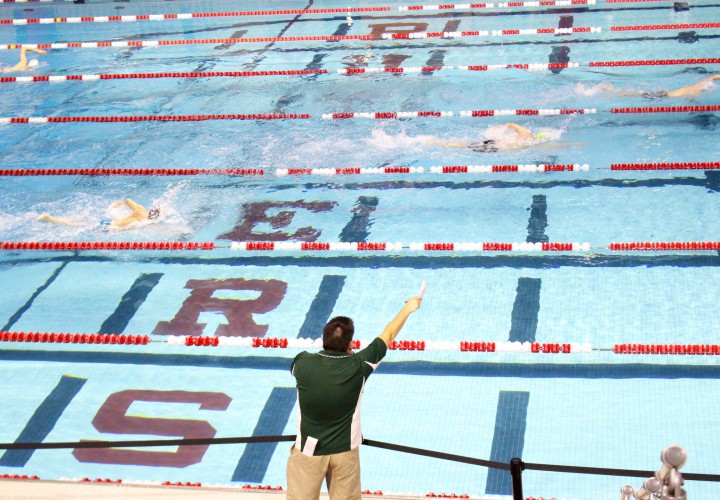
[322,316,354,352]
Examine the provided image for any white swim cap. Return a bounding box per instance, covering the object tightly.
[28,59,39,68]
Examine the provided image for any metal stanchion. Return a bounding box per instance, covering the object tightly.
[511,457,524,500]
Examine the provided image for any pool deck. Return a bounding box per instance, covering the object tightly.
[0,479,484,499]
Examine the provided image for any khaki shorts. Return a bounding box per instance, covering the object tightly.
[286,445,361,500]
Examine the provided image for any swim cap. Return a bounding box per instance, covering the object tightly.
[148,207,160,220]
[534,132,545,139]
[28,59,39,68]
[100,218,112,226]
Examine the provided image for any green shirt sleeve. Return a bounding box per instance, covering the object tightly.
[357,337,387,378]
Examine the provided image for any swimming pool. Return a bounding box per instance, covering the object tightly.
[0,0,719,497]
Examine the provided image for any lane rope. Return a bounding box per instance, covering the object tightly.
[0,113,310,124]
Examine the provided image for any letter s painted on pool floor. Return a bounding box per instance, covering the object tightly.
[219,200,337,242]
[72,390,231,468]
[152,278,287,337]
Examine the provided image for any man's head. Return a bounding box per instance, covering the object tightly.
[322,316,354,352]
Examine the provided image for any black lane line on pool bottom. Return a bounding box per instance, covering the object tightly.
[0,374,86,467]
[232,387,296,483]
[485,391,530,495]
[98,272,164,335]
[3,350,720,379]
[339,196,379,242]
[1,260,71,332]
[508,278,541,344]
[297,275,346,339]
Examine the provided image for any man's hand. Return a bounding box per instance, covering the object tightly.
[403,297,422,313]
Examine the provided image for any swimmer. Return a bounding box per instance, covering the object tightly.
[576,74,720,100]
[427,123,583,152]
[36,199,160,230]
[2,47,46,74]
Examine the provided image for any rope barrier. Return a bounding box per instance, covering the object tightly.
[0,35,375,51]
[0,69,326,84]
[399,0,594,9]
[0,168,264,176]
[611,162,720,171]
[612,105,720,114]
[0,241,215,250]
[611,22,720,32]
[0,7,391,26]
[321,108,596,119]
[6,161,720,175]
[0,113,309,124]
[5,57,720,86]
[381,26,601,39]
[609,242,720,251]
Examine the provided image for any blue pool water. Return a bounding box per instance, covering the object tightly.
[0,0,719,498]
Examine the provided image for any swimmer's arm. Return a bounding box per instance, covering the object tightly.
[35,213,81,226]
[426,138,468,149]
[378,297,422,347]
[668,75,720,97]
[505,123,534,141]
[123,199,146,212]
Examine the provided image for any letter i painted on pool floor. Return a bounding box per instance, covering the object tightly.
[0,375,87,467]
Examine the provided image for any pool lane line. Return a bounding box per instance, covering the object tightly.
[7,105,720,124]
[0,7,392,27]
[5,54,720,84]
[2,163,720,177]
[3,349,720,379]
[1,260,69,332]
[0,26,603,51]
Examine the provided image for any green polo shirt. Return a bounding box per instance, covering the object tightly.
[291,337,387,456]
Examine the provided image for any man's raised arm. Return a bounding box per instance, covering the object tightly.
[378,297,422,347]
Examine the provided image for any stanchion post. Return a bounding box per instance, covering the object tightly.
[510,457,524,500]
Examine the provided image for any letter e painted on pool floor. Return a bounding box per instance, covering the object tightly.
[218,201,337,242]
[73,390,231,468]
[152,278,287,337]
[367,22,429,40]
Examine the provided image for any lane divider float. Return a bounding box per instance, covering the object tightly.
[0,7,391,26]
[609,242,720,251]
[0,332,149,345]
[612,105,720,114]
[611,23,720,32]
[381,26,600,39]
[0,241,215,251]
[0,113,309,124]
[321,108,596,119]
[399,0,594,9]
[229,241,592,252]
[614,344,720,355]
[611,162,720,171]
[0,69,326,84]
[0,168,264,176]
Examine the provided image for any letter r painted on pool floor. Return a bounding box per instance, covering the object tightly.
[367,22,429,40]
[73,390,231,468]
[152,278,287,337]
[219,201,337,242]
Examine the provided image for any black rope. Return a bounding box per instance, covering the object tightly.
[1,435,718,482]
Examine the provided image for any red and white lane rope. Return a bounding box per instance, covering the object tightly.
[399,0,594,10]
[0,241,215,251]
[338,63,580,74]
[612,105,720,114]
[611,22,720,32]
[0,113,309,124]
[229,242,592,252]
[322,108,596,119]
[0,69,326,84]
[0,7,390,26]
[169,335,593,354]
[0,164,587,176]
[614,344,720,355]
[609,242,720,251]
[0,332,150,345]
[0,35,374,51]
[0,168,264,176]
[381,26,600,39]
[612,162,720,171]
[276,164,589,176]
